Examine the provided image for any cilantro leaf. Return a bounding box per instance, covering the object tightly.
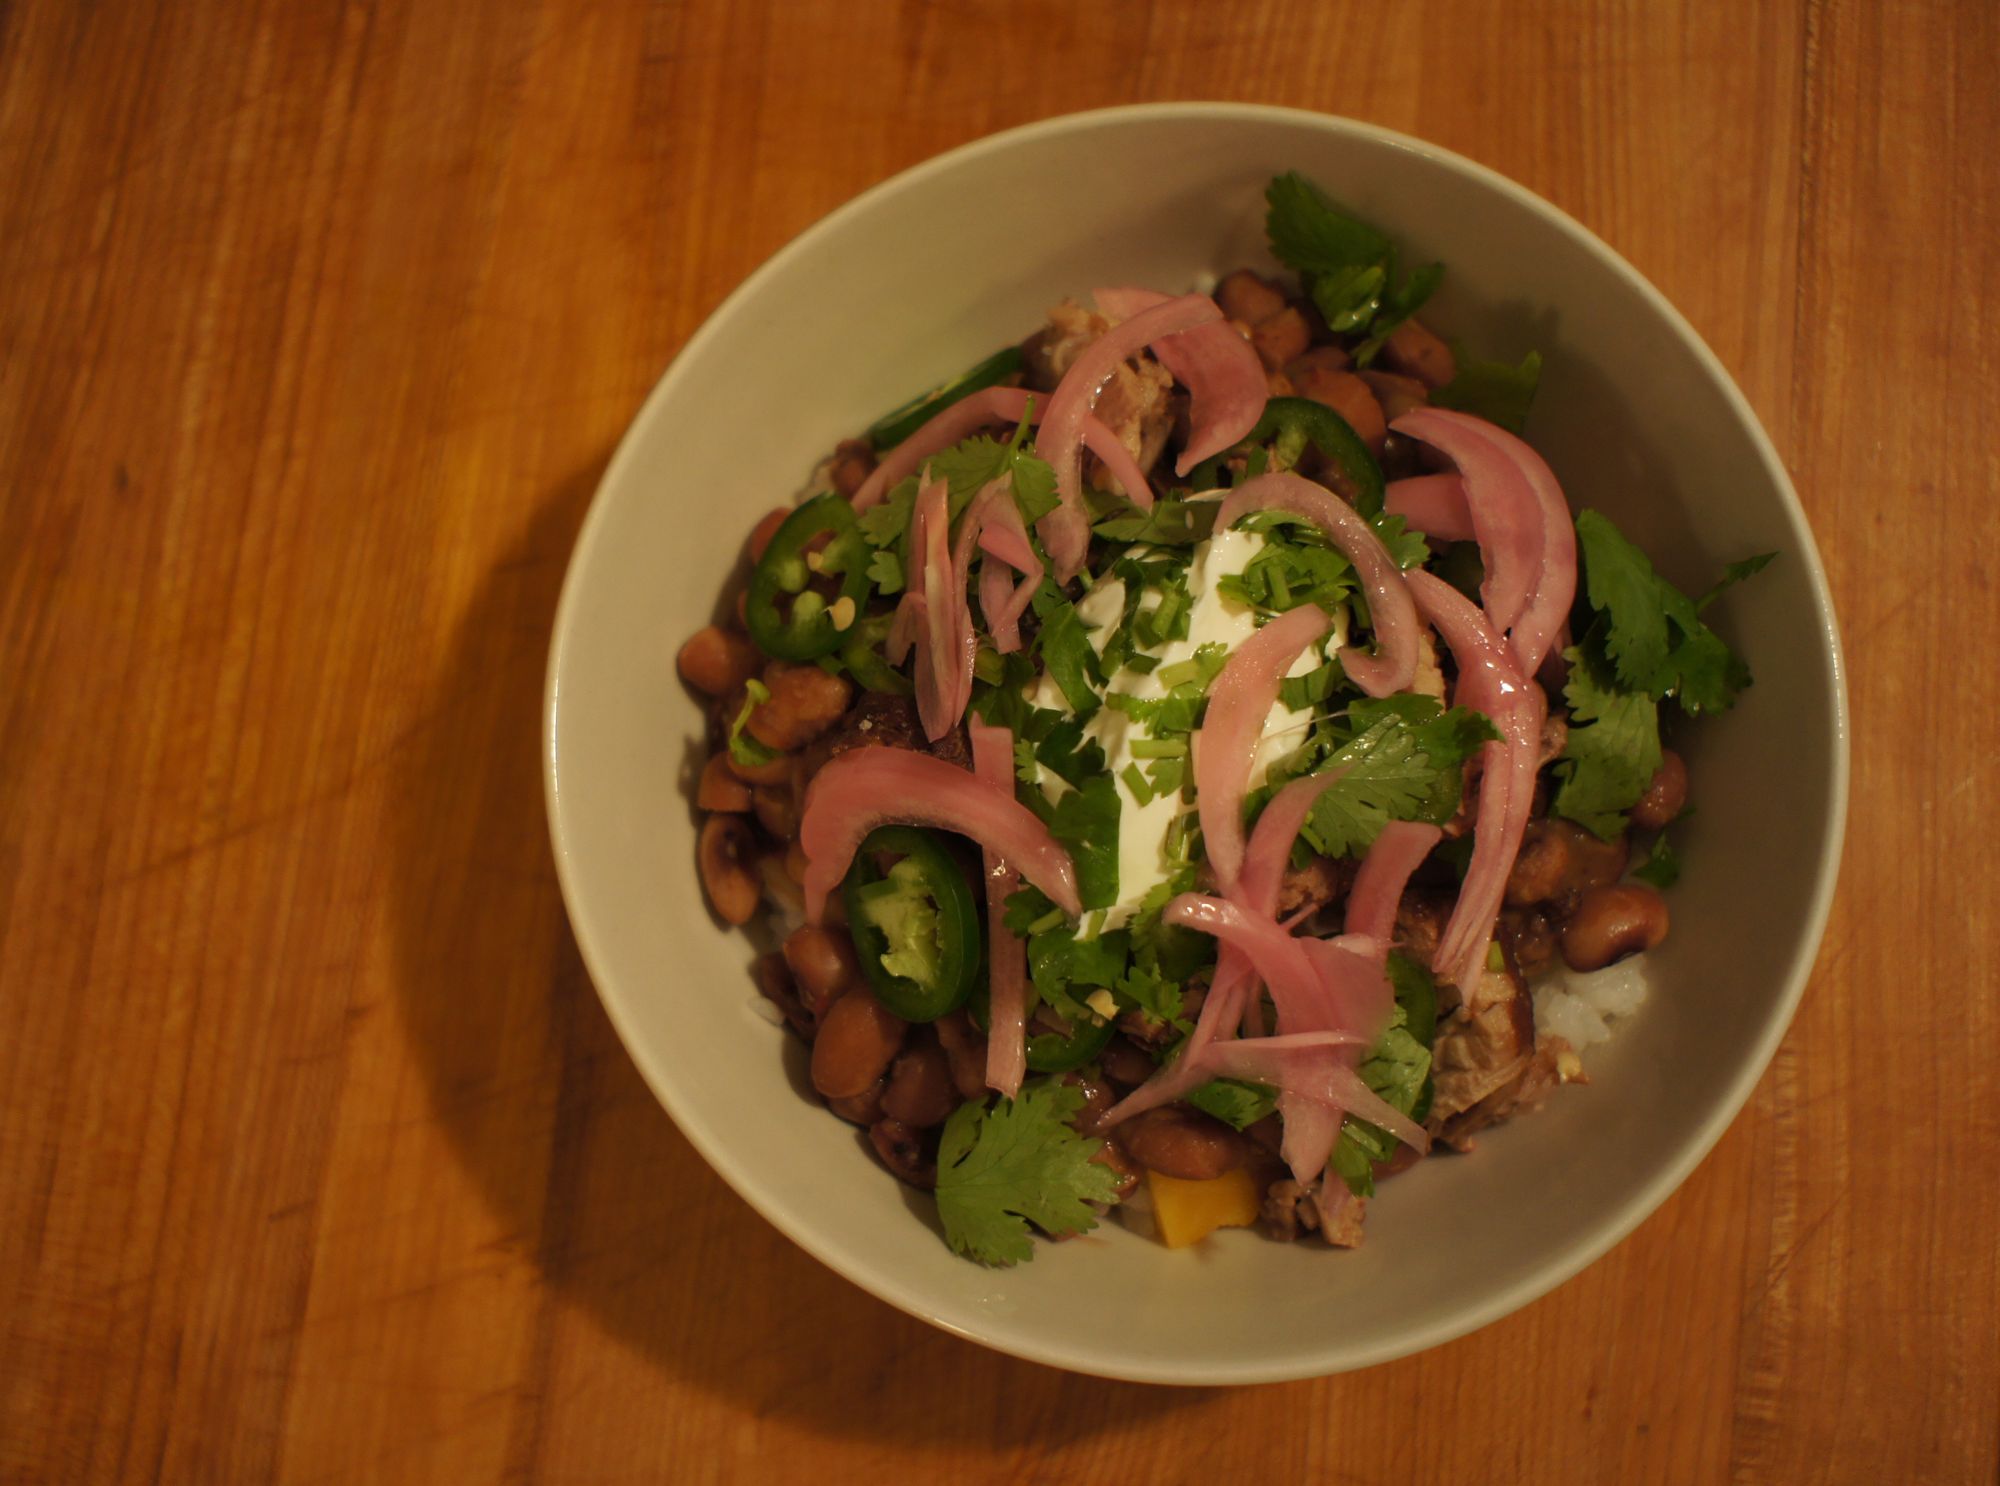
[925,428,1059,528]
[1263,171,1445,350]
[857,476,917,550]
[727,680,782,768]
[1368,511,1432,571]
[1115,962,1184,1026]
[934,1081,1123,1266]
[1352,260,1444,368]
[1573,509,1760,714]
[865,546,903,594]
[1030,586,1104,717]
[1431,346,1543,434]
[1630,830,1682,889]
[1296,696,1498,858]
[1092,497,1219,547]
[1550,640,1663,840]
[1186,1078,1277,1131]
[1265,173,1391,300]
[1039,772,1121,910]
[1699,551,1777,611]
[1575,510,1673,689]
[1009,450,1060,526]
[1331,952,1437,1197]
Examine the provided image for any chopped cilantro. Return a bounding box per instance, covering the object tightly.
[934,1081,1123,1266]
[1278,659,1345,712]
[1115,962,1184,1026]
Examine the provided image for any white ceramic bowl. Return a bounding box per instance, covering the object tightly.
[545,104,1847,1384]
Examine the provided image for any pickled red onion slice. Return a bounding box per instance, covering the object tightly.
[797,746,1080,923]
[1193,603,1333,895]
[1094,285,1268,473]
[970,722,1028,1099]
[1215,471,1419,698]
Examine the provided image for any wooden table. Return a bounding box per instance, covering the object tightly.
[4,1,1995,1480]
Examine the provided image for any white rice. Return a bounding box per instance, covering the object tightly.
[1531,954,1653,1057]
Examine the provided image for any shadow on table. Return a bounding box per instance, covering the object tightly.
[388,465,1213,1449]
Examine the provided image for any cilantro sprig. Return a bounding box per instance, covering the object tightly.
[1278,695,1498,859]
[934,1081,1124,1266]
[1552,512,1774,838]
[1264,172,1442,360]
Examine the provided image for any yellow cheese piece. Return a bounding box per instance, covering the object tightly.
[1147,1167,1260,1248]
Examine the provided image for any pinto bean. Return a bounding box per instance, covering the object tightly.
[1556,820,1631,897]
[827,438,877,499]
[1091,1138,1141,1200]
[1505,820,1574,906]
[1381,318,1457,389]
[881,1035,957,1128]
[1499,907,1561,979]
[783,925,862,1013]
[1115,1105,1248,1180]
[752,952,814,1039]
[1098,1037,1157,1088]
[746,662,853,752]
[1066,1072,1117,1135]
[1630,749,1689,831]
[746,506,789,563]
[1296,368,1388,456]
[827,1080,885,1125]
[1561,884,1670,972]
[1285,344,1351,381]
[870,1118,937,1188]
[753,782,798,839]
[677,625,762,697]
[811,990,907,1099]
[1215,269,1288,327]
[698,815,760,925]
[1357,368,1429,423]
[696,754,753,812]
[933,1011,990,1101]
[1250,306,1311,371]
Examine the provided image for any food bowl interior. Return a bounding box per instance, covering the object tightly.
[546,105,1845,1383]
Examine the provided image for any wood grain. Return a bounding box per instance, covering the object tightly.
[2,0,1994,1481]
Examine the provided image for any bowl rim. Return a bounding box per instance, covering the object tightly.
[544,101,1851,1384]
